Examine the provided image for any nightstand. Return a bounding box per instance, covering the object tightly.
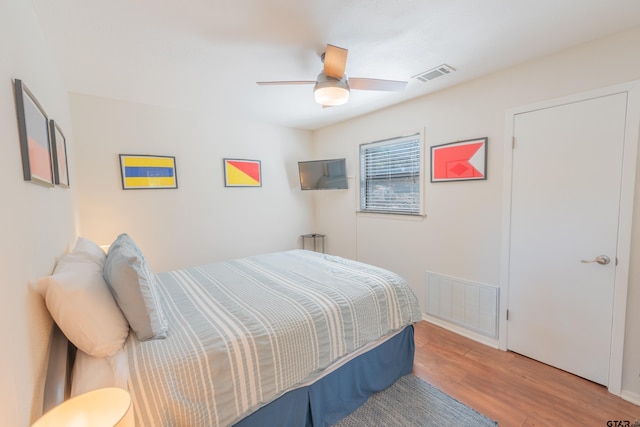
[301,233,326,253]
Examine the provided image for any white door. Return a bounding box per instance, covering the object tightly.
[507,93,627,386]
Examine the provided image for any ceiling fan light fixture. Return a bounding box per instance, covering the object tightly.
[314,85,350,106]
[314,73,350,106]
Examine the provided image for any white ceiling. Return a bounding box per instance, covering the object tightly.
[32,0,640,130]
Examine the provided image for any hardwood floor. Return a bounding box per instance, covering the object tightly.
[412,321,640,427]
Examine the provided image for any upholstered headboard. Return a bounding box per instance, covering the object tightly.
[42,323,76,413]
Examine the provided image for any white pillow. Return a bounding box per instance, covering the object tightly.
[104,234,168,341]
[39,237,129,358]
[68,236,108,269]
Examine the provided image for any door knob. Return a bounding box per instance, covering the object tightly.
[580,255,610,265]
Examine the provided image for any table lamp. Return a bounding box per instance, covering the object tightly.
[32,387,131,427]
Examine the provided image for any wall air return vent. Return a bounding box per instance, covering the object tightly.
[425,271,499,338]
[412,64,456,82]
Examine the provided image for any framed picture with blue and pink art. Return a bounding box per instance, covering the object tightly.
[430,137,487,182]
[223,158,262,187]
[13,79,54,187]
[119,154,178,190]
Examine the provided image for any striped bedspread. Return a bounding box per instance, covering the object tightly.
[125,250,422,427]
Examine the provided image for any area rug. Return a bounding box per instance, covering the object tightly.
[332,374,498,427]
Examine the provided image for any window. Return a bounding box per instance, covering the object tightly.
[359,133,422,215]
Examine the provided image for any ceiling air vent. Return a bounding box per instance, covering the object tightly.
[412,64,456,82]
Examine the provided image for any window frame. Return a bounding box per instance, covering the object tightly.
[358,132,424,216]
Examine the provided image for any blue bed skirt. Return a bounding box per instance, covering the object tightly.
[234,325,415,427]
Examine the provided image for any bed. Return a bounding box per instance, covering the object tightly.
[39,235,422,427]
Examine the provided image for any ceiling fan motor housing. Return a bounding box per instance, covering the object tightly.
[314,72,350,106]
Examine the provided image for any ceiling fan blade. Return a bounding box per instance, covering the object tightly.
[323,44,348,79]
[348,78,408,91]
[256,81,316,86]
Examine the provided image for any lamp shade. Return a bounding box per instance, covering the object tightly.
[32,388,131,427]
[313,73,350,106]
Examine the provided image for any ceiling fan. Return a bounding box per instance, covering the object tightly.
[256,44,408,107]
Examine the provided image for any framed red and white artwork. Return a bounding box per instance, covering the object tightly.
[430,137,487,182]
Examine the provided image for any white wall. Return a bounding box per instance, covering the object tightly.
[70,94,315,272]
[313,28,640,399]
[0,1,78,426]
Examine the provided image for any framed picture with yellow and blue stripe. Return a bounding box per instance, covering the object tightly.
[119,154,178,190]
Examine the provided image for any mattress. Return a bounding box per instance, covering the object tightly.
[77,250,422,427]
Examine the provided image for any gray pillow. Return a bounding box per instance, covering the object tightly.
[104,234,168,340]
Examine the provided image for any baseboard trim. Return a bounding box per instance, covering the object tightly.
[422,313,499,349]
[620,390,640,406]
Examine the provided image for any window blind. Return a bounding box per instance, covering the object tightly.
[359,134,422,215]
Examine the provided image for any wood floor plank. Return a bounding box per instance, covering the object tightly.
[411,321,640,427]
